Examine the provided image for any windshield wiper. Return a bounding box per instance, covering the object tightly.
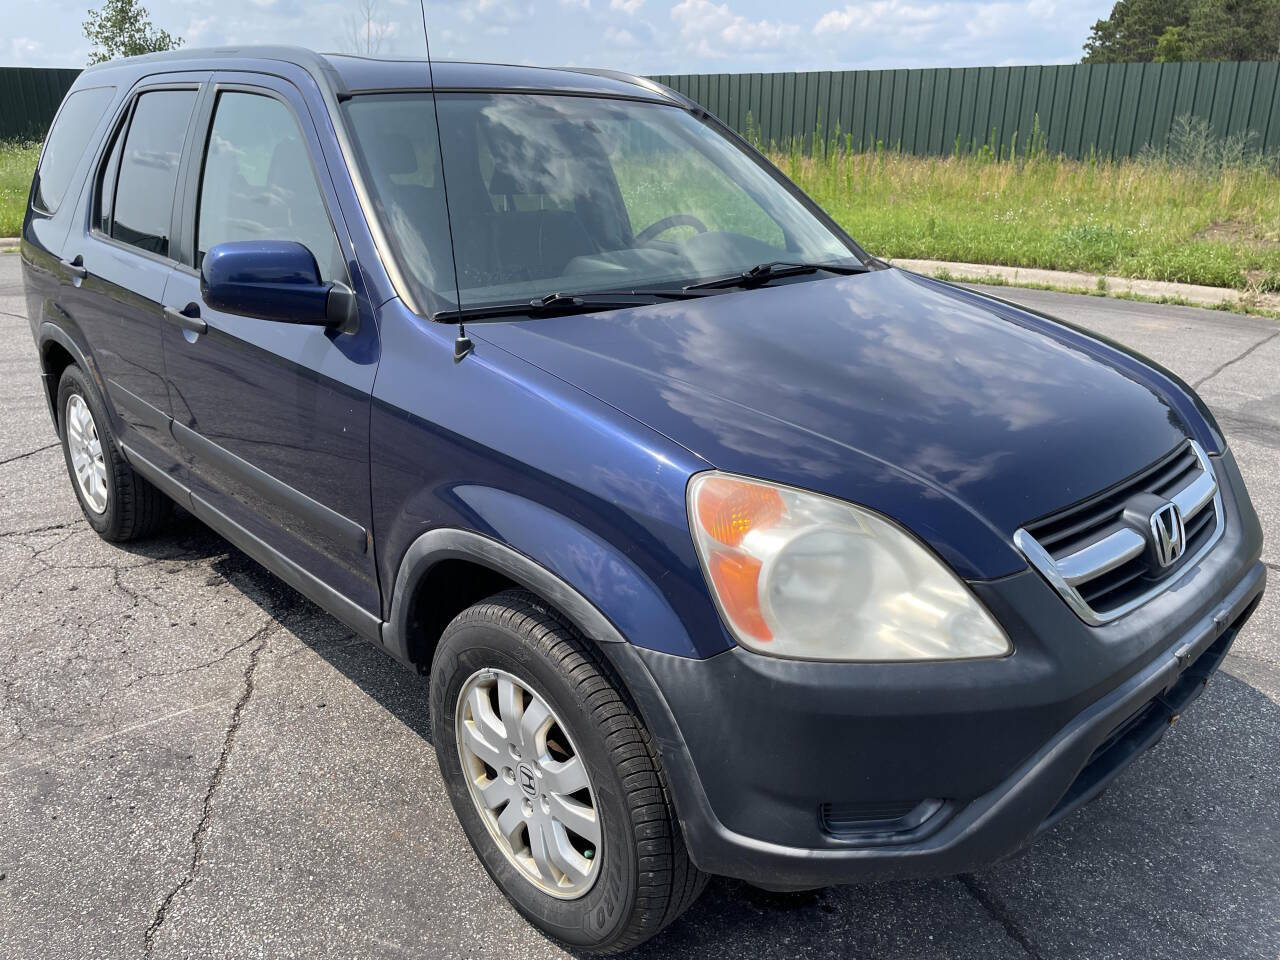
[683,260,869,291]
[433,291,668,323]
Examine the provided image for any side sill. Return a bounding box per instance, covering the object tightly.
[123,442,382,645]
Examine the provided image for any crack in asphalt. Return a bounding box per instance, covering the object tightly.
[143,622,273,956]
[0,520,78,538]
[0,442,58,466]
[122,632,261,690]
[1193,330,1280,389]
[957,874,1043,960]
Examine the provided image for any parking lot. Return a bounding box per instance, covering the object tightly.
[0,251,1276,959]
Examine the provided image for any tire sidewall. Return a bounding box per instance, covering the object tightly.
[431,618,638,949]
[56,366,119,538]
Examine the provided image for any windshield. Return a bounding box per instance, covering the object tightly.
[341,92,865,315]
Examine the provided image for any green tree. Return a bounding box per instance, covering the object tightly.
[1083,0,1191,63]
[1154,25,1191,60]
[1083,0,1280,61]
[1186,0,1280,60]
[83,0,182,65]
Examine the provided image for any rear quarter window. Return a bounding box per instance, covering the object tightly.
[32,86,116,215]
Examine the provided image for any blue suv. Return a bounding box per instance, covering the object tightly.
[21,47,1265,952]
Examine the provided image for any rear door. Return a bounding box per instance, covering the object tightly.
[61,77,205,470]
[160,72,380,615]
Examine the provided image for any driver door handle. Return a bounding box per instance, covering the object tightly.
[164,302,207,335]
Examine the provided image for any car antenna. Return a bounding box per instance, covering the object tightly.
[416,0,472,362]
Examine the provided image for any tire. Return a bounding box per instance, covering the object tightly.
[57,365,170,542]
[431,589,707,953]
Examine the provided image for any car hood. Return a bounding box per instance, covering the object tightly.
[472,268,1197,580]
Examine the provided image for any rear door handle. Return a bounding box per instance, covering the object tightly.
[59,255,87,280]
[164,303,207,335]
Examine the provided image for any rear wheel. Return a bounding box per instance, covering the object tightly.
[430,589,706,953]
[57,365,170,541]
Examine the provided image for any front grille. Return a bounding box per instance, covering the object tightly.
[1015,440,1224,625]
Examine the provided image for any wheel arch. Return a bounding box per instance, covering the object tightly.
[380,528,629,675]
[37,321,102,429]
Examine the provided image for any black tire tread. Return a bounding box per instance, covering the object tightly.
[57,366,170,542]
[446,588,707,953]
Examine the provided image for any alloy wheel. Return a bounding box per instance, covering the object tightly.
[66,394,108,514]
[455,668,602,899]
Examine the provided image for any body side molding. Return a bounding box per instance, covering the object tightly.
[170,420,368,555]
[107,379,171,432]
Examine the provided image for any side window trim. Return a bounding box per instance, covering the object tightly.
[92,96,137,237]
[181,78,349,283]
[88,79,205,267]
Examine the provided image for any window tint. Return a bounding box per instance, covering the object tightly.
[112,89,196,257]
[197,92,345,281]
[33,86,115,214]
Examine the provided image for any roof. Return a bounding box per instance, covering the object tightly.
[78,45,686,106]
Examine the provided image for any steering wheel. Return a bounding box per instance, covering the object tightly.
[635,214,708,244]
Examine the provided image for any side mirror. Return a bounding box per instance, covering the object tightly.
[200,240,358,334]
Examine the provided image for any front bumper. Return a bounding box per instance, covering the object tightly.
[604,450,1265,888]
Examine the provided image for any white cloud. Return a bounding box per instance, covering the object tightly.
[671,0,799,59]
[815,2,943,36]
[610,0,644,12]
[9,37,43,64]
[560,0,591,8]
[605,25,637,45]
[458,0,532,23]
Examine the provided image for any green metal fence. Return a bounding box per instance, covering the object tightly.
[652,61,1280,159]
[4,61,1278,159]
[0,67,82,142]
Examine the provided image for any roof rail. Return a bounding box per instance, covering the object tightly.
[565,68,691,109]
[82,45,350,97]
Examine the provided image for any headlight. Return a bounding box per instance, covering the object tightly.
[687,472,1010,661]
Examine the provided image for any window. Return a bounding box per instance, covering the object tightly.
[196,91,345,282]
[111,89,196,257]
[33,86,115,214]
[93,122,124,235]
[341,94,453,306]
[342,92,859,312]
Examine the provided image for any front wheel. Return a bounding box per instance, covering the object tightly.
[430,589,706,953]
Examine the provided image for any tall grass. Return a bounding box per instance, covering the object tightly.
[0,141,39,237]
[760,112,1280,291]
[771,146,1280,291]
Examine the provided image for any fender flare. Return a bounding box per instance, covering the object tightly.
[378,526,716,847]
[37,319,104,426]
[379,527,627,669]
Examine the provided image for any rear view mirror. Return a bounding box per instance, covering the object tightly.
[200,240,357,334]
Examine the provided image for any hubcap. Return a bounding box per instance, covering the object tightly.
[455,669,601,899]
[65,394,107,514]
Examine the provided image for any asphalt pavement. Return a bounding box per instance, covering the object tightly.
[1,254,1277,959]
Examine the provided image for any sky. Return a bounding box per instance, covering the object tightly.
[6,0,1115,74]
